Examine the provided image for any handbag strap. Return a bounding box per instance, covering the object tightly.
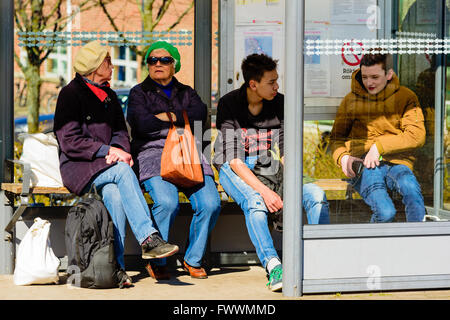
[165,110,190,130]
[166,111,175,127]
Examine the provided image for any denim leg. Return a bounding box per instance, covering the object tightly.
[385,164,425,222]
[91,162,158,245]
[142,176,180,266]
[353,164,396,223]
[183,175,221,267]
[219,162,279,269]
[303,183,330,224]
[100,183,127,269]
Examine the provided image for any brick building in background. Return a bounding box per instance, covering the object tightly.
[13,0,218,119]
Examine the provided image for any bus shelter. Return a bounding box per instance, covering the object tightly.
[2,0,450,298]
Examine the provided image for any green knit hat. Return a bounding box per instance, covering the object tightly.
[144,41,181,73]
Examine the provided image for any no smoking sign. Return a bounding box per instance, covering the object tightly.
[341,41,364,66]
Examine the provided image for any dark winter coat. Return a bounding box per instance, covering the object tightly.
[53,73,130,195]
[126,76,214,183]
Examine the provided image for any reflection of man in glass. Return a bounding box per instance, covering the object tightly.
[330,52,426,223]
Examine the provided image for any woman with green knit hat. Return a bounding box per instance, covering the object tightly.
[127,41,220,281]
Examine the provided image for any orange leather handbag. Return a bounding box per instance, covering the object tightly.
[160,110,204,188]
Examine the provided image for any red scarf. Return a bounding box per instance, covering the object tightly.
[84,81,110,102]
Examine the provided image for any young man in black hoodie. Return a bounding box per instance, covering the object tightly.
[214,53,330,292]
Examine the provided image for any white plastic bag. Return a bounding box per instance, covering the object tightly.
[19,132,63,187]
[13,218,60,285]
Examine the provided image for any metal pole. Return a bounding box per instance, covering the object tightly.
[0,0,15,274]
[283,0,304,297]
[194,0,212,152]
[194,0,212,110]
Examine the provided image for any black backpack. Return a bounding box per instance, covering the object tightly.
[251,155,283,232]
[65,192,120,289]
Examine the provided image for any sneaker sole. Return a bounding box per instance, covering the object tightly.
[269,282,283,292]
[142,246,179,259]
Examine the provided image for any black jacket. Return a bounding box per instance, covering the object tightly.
[213,84,284,172]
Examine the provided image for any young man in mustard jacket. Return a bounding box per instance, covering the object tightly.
[330,52,426,223]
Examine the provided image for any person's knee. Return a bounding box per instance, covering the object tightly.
[389,165,421,193]
[360,182,396,222]
[152,193,179,215]
[201,178,222,214]
[114,161,129,171]
[304,183,327,203]
[374,206,396,222]
[397,175,422,198]
[199,196,221,217]
[248,210,268,226]
[245,195,268,223]
[101,183,121,206]
[115,161,137,184]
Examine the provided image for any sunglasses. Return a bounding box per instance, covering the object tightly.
[147,56,174,65]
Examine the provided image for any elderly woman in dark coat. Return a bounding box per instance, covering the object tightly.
[127,41,220,280]
[53,40,179,285]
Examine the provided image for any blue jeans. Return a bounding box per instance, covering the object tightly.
[218,160,330,269]
[351,163,425,223]
[85,162,159,270]
[142,174,221,267]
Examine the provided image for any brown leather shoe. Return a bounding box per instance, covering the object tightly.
[145,262,171,280]
[183,260,208,279]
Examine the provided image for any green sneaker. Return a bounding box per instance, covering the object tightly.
[266,264,283,292]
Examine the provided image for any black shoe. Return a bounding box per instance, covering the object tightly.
[117,269,133,289]
[141,233,179,259]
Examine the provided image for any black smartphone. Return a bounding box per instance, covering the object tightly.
[352,161,364,177]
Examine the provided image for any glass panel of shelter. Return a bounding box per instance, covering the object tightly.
[303,0,445,224]
[14,0,449,225]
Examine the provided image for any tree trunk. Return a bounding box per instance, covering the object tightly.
[24,65,42,133]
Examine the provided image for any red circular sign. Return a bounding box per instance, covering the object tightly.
[341,41,364,66]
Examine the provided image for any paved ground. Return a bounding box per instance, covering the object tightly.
[2,265,450,301]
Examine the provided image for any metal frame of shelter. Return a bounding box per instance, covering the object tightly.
[3,0,450,298]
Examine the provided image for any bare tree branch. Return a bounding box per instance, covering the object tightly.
[98,0,142,56]
[13,51,25,73]
[15,0,32,31]
[98,0,122,32]
[168,0,193,31]
[152,0,172,29]
[42,0,63,26]
[156,0,169,20]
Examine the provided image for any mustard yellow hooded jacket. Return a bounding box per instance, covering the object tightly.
[330,68,426,171]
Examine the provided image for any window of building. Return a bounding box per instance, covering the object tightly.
[45,46,68,79]
[111,46,138,88]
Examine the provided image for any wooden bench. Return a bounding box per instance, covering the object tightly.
[1,159,354,242]
[2,179,349,195]
[2,184,70,195]
[1,157,362,270]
